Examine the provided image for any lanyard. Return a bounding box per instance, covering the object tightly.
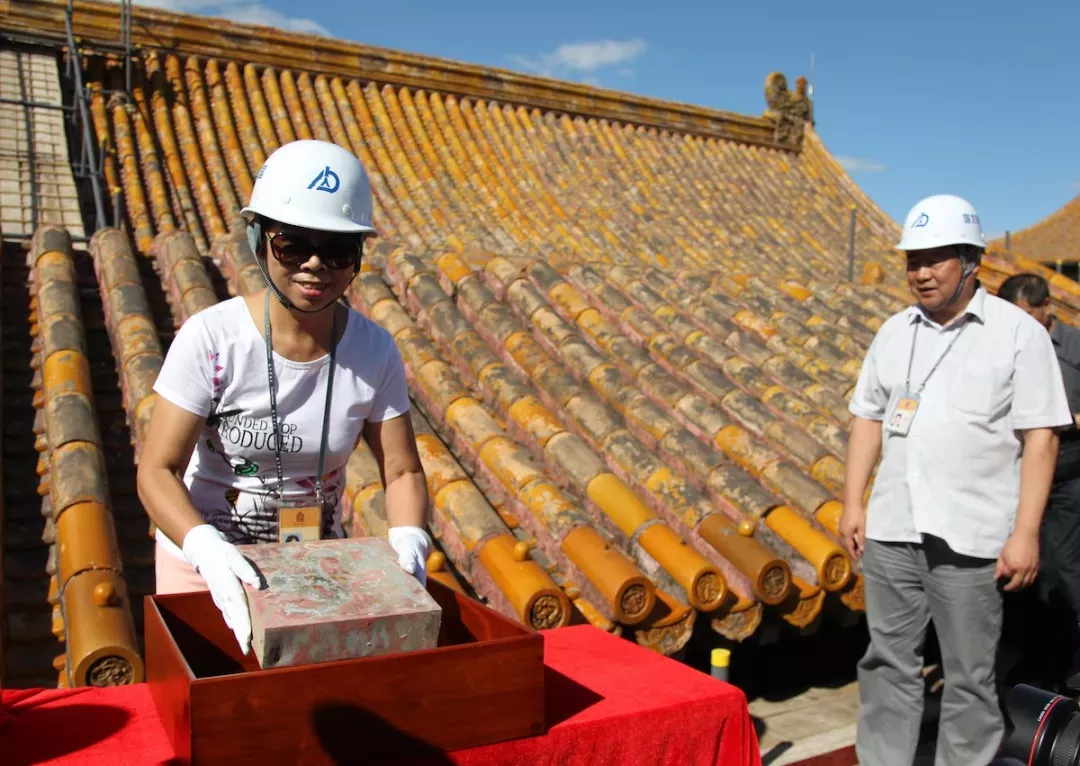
[905,317,968,395]
[264,289,338,506]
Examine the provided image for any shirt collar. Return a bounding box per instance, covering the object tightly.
[908,283,987,328]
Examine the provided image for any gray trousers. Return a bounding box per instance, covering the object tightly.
[856,536,1004,766]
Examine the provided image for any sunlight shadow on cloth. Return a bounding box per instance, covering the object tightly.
[2,695,132,766]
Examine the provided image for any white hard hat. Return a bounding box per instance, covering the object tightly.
[241,139,377,236]
[896,194,986,252]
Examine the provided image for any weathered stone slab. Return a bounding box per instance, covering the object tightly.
[237,537,442,670]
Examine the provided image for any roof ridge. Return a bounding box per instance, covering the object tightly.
[7,0,809,148]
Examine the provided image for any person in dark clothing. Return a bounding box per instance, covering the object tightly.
[999,272,1080,691]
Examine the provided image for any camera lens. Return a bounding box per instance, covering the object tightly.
[1003,684,1080,766]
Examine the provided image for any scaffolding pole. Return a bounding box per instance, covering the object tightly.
[16,48,37,234]
[847,206,857,282]
[65,1,108,232]
[120,0,132,95]
[0,96,71,111]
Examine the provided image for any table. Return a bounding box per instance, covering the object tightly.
[0,625,761,766]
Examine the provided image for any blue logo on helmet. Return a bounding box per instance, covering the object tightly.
[912,213,929,228]
[307,166,340,194]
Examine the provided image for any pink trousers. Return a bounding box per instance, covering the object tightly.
[154,541,209,594]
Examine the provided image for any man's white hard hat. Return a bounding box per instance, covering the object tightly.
[241,139,377,236]
[896,194,986,252]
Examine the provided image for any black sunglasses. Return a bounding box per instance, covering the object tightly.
[267,230,363,271]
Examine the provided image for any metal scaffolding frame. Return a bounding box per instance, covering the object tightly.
[15,40,38,235]
[120,0,133,95]
[64,0,108,233]
[0,0,147,247]
[0,0,137,242]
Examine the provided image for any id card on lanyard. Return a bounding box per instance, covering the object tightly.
[886,394,920,436]
[264,290,339,543]
[279,507,322,543]
[885,318,968,438]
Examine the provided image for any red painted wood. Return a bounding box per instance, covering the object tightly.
[144,596,195,763]
[145,579,545,764]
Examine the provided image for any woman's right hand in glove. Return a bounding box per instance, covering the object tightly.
[182,524,262,654]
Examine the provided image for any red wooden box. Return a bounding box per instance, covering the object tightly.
[145,579,546,764]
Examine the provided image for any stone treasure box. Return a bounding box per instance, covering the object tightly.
[236,537,443,670]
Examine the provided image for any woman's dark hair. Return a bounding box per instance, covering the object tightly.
[998,272,1050,307]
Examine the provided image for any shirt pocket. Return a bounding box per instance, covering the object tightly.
[950,364,1008,419]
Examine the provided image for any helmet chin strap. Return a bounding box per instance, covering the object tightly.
[914,247,981,317]
[942,247,980,308]
[247,219,360,315]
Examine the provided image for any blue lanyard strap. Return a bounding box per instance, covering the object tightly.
[264,289,338,506]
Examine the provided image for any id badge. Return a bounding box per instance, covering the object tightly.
[279,506,322,543]
[885,394,920,437]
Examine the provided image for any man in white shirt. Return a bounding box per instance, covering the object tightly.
[841,194,1072,766]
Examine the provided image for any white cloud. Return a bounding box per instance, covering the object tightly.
[836,155,887,173]
[512,38,647,83]
[554,39,646,72]
[119,0,331,37]
[214,4,330,36]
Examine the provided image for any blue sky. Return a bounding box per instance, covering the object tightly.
[139,0,1078,239]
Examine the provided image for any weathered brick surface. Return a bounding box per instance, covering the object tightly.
[239,538,443,670]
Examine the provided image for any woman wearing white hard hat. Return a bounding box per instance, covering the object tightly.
[137,140,431,655]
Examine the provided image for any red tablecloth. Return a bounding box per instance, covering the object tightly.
[0,625,760,766]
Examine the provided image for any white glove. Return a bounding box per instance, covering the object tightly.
[388,526,432,587]
[182,524,262,655]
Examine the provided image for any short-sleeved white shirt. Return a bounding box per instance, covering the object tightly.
[849,285,1072,559]
[151,296,410,561]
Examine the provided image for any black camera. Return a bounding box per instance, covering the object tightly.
[1002,684,1080,765]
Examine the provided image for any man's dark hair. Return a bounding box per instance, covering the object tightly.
[998,272,1050,307]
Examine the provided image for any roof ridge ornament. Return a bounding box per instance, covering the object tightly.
[763,72,813,148]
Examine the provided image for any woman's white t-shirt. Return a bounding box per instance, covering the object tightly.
[151,296,410,561]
